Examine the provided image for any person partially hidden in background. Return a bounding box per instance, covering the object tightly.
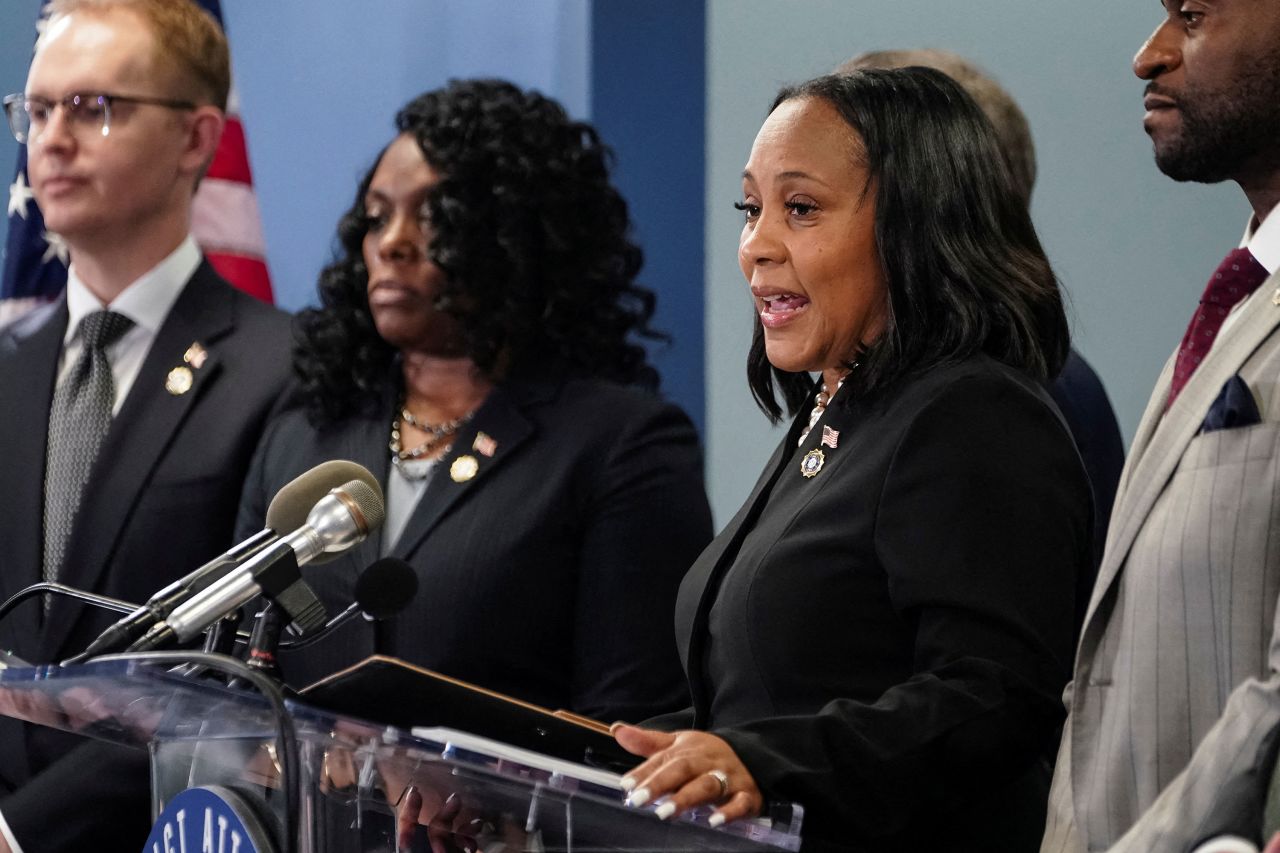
[843,48,1125,610]
[0,0,292,850]
[238,79,713,725]
[613,68,1092,852]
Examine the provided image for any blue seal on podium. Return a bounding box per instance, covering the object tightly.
[144,785,276,853]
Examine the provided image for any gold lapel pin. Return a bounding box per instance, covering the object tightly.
[166,366,194,396]
[183,342,208,369]
[800,448,825,478]
[450,454,480,483]
[1271,288,1280,307]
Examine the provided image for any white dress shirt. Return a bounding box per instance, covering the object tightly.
[1215,206,1280,342]
[57,236,200,412]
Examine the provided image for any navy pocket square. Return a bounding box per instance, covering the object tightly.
[1201,375,1261,433]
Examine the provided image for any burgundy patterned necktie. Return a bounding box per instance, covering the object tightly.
[1167,248,1270,408]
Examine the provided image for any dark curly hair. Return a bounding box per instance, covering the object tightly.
[748,69,1069,422]
[296,78,665,427]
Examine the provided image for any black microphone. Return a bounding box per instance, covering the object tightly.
[353,557,419,620]
[128,479,385,651]
[278,557,419,652]
[235,559,416,690]
[67,460,382,663]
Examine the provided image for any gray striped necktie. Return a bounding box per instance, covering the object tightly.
[42,310,135,584]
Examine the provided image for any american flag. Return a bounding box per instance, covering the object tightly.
[473,431,498,458]
[1,0,273,327]
[821,424,840,449]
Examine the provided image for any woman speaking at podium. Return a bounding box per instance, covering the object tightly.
[237,79,712,724]
[614,68,1092,852]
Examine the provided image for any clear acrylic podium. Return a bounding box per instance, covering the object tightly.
[0,658,802,853]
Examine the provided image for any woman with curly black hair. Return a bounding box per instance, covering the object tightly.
[237,79,712,724]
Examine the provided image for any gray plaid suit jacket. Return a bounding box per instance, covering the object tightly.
[1043,266,1280,853]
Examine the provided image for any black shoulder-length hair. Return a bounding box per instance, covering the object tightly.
[296,78,665,428]
[747,68,1069,422]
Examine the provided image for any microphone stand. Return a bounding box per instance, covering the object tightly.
[89,650,302,853]
[0,583,137,625]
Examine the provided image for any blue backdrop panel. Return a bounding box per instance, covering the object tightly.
[590,0,707,433]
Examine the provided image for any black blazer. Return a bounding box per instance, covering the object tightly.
[1047,347,1125,600]
[670,356,1092,853]
[0,262,293,852]
[236,374,714,724]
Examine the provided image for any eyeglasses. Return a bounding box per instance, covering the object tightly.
[2,91,196,144]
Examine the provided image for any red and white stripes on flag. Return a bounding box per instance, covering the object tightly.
[192,87,273,303]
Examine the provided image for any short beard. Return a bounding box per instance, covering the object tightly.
[1151,57,1280,184]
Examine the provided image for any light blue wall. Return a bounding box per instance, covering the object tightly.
[591,1,706,435]
[702,0,1243,522]
[219,0,591,313]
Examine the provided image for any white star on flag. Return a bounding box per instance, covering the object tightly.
[8,172,34,220]
[40,231,69,267]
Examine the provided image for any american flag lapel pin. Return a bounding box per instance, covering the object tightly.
[183,342,208,369]
[473,431,498,457]
[821,425,839,449]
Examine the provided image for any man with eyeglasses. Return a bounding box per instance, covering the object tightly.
[0,1,291,851]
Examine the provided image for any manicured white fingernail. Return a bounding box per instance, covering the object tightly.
[628,787,651,807]
[619,775,637,792]
[708,812,726,828]
[654,801,677,820]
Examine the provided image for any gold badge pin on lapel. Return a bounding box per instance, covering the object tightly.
[450,455,480,483]
[165,366,193,396]
[183,342,208,369]
[1272,288,1280,306]
[800,448,825,478]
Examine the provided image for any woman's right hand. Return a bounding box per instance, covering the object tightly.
[613,724,763,827]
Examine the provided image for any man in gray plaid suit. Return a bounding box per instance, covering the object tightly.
[1042,1,1280,851]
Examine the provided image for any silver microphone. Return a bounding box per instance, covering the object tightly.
[68,461,382,662]
[129,480,385,650]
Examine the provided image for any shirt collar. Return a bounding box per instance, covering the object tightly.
[64,235,200,345]
[1241,206,1280,275]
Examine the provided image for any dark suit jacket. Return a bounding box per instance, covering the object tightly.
[1048,347,1125,613]
[0,261,292,852]
[669,356,1092,853]
[236,374,713,724]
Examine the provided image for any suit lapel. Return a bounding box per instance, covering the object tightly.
[388,381,547,560]
[338,413,393,573]
[1091,350,1175,577]
[42,263,234,656]
[681,394,814,722]
[0,302,67,646]
[1084,272,1280,629]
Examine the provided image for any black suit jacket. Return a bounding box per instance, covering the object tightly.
[0,262,292,852]
[670,356,1092,853]
[1047,347,1125,604]
[237,374,713,724]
